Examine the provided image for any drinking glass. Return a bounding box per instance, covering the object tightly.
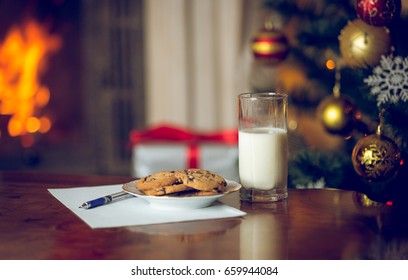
[238,92,288,202]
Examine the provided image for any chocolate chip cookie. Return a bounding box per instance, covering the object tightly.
[175,169,227,192]
[142,184,194,196]
[135,168,227,196]
[135,170,178,191]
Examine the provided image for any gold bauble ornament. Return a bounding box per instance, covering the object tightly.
[351,126,402,182]
[339,19,392,68]
[317,95,360,137]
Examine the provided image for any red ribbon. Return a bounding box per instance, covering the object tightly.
[129,124,238,169]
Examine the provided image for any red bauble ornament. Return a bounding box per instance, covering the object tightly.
[251,28,289,64]
[356,0,401,26]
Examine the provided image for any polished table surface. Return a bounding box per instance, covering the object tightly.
[1,171,407,260]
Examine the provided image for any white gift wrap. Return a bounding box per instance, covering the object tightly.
[132,143,239,181]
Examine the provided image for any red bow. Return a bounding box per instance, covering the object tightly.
[129,124,238,168]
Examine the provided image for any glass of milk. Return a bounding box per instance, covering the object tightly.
[238,92,288,202]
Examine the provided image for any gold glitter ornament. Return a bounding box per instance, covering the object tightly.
[351,113,402,182]
[339,19,392,68]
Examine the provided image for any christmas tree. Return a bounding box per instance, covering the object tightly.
[251,0,408,206]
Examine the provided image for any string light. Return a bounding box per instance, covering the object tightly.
[326,59,336,70]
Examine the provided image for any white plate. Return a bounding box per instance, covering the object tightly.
[122,180,241,210]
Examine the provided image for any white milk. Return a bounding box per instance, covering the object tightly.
[239,127,288,190]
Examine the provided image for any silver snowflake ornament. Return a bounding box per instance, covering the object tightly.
[364,55,408,107]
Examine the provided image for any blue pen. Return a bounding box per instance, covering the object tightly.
[79,191,132,209]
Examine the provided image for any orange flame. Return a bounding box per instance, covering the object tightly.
[0,20,61,141]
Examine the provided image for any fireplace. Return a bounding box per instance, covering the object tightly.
[0,0,145,175]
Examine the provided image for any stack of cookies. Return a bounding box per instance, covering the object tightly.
[136,168,227,197]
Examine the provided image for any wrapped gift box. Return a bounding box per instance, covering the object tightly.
[129,124,239,181]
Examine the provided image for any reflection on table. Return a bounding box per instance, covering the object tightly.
[1,171,407,260]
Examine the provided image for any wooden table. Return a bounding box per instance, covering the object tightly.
[1,171,407,260]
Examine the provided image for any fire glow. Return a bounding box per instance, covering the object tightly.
[0,20,61,146]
